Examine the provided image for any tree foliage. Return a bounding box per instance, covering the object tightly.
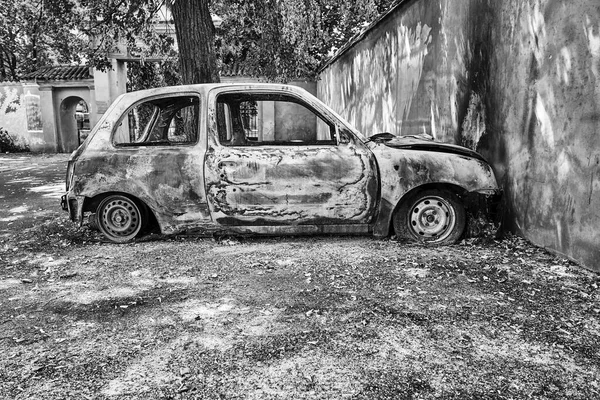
[0,0,83,81]
[0,0,176,81]
[1,0,398,83]
[126,59,179,92]
[214,0,397,81]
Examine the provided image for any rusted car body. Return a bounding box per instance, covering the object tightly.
[61,83,500,244]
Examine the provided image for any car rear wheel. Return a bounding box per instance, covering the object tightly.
[96,195,145,243]
[394,189,466,245]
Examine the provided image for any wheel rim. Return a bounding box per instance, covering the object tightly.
[98,196,141,241]
[409,195,456,242]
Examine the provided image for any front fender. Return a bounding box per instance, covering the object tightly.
[370,145,500,237]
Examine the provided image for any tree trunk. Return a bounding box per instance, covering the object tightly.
[0,49,6,81]
[171,0,220,84]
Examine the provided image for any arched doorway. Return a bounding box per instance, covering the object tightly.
[59,96,90,152]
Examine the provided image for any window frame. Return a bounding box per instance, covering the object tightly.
[112,93,202,148]
[215,91,338,147]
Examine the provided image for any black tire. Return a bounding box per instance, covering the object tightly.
[88,213,99,231]
[393,189,466,245]
[96,195,145,243]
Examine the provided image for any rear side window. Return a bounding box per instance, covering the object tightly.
[113,95,200,146]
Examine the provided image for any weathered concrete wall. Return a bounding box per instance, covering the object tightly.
[0,81,97,152]
[479,0,600,271]
[318,0,600,270]
[0,83,48,151]
[318,0,480,142]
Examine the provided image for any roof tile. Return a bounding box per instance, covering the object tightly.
[21,66,93,81]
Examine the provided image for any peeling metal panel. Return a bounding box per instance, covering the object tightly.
[201,86,380,228]
[369,142,499,236]
[204,135,379,227]
[67,87,216,235]
[71,147,214,234]
[371,144,498,194]
[64,82,501,243]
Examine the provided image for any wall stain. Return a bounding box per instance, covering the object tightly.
[318,0,600,271]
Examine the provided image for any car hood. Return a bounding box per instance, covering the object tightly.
[372,135,486,162]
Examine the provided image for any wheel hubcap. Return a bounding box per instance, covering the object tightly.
[100,198,139,237]
[410,196,456,241]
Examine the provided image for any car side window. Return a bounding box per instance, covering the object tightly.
[113,95,200,146]
[216,93,336,146]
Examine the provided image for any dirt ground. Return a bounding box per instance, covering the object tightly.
[1,153,599,399]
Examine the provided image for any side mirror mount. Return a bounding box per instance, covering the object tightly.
[338,129,351,145]
[366,132,396,143]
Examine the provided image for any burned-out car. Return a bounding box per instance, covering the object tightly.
[61,84,500,244]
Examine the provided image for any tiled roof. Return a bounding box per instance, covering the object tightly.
[21,65,93,81]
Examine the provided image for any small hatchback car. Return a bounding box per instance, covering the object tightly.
[61,83,500,244]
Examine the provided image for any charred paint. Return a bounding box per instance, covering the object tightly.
[369,141,498,236]
[204,141,378,226]
[65,85,218,234]
[63,83,499,243]
[70,147,212,233]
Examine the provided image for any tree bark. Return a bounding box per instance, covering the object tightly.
[171,0,220,84]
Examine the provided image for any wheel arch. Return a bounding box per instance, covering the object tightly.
[82,191,159,232]
[393,183,467,220]
[373,182,468,238]
[391,183,467,240]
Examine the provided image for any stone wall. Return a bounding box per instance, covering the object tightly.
[318,0,600,270]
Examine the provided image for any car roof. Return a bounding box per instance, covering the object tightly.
[117,83,310,101]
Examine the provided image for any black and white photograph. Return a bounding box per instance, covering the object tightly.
[1,0,599,398]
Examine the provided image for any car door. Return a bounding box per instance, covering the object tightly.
[204,87,379,227]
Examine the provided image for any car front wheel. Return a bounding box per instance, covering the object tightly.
[394,189,466,245]
[96,195,145,243]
